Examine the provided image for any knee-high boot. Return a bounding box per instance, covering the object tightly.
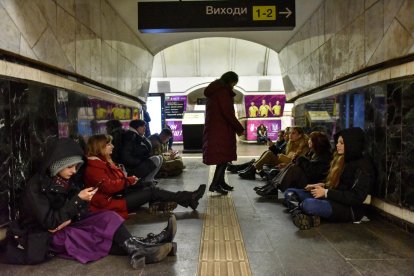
[151,185,206,210]
[209,164,228,195]
[217,163,234,191]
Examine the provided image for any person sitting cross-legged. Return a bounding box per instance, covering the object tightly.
[284,127,375,230]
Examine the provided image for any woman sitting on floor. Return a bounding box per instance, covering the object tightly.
[238,126,308,180]
[83,134,206,218]
[255,131,332,197]
[13,138,174,269]
[284,127,375,230]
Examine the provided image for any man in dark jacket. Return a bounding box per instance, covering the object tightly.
[121,119,162,183]
[203,71,245,195]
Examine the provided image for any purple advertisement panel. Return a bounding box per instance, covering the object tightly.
[165,96,187,119]
[166,119,183,142]
[90,99,139,120]
[245,95,286,118]
[246,119,282,141]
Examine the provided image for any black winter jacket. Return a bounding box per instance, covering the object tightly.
[121,128,156,177]
[296,150,332,184]
[20,138,89,232]
[326,128,375,222]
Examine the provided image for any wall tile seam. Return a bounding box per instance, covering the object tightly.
[104,0,152,55]
[281,0,379,74]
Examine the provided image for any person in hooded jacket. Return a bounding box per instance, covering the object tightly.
[285,127,375,230]
[15,138,175,269]
[203,71,245,195]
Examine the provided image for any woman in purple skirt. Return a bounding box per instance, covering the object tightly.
[18,138,176,269]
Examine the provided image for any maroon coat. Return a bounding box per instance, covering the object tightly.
[203,79,244,165]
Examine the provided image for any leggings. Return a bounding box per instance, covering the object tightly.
[125,186,188,212]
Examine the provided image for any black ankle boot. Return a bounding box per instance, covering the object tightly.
[209,183,228,195]
[227,159,255,173]
[122,237,172,266]
[219,181,234,191]
[238,165,256,180]
[139,215,177,244]
[189,184,206,210]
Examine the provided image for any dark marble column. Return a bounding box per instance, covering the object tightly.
[0,80,11,226]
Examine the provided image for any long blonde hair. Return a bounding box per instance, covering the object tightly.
[325,153,345,188]
[86,134,113,162]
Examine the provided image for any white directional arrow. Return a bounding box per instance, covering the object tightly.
[279,7,292,18]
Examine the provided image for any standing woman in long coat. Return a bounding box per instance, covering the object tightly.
[203,71,245,195]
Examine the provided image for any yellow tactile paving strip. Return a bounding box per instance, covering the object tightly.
[197,167,252,276]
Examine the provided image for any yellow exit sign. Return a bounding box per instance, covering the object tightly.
[252,6,276,21]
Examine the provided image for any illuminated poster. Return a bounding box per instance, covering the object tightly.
[165,120,183,142]
[246,119,282,141]
[245,95,286,118]
[165,96,187,119]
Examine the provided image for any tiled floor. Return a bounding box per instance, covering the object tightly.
[1,142,414,275]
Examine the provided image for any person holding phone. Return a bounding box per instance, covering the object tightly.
[84,134,206,218]
[15,138,174,269]
[284,127,375,230]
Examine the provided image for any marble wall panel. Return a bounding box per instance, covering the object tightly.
[75,22,92,78]
[364,0,384,65]
[310,49,320,89]
[0,0,153,98]
[319,38,334,85]
[101,42,117,88]
[57,0,75,16]
[333,0,349,34]
[309,12,319,54]
[57,6,76,71]
[280,0,414,99]
[91,36,102,83]
[100,0,117,49]
[316,4,325,48]
[348,0,364,24]
[368,19,414,66]
[117,53,127,92]
[19,36,38,61]
[333,25,350,80]
[384,0,404,34]
[0,80,11,225]
[0,4,20,53]
[324,0,336,41]
[0,0,47,48]
[396,0,414,37]
[75,0,101,37]
[33,27,72,72]
[34,0,57,35]
[365,0,379,9]
[348,15,365,73]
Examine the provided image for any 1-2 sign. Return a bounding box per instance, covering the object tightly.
[252,6,276,21]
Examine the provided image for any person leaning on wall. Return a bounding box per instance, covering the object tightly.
[7,138,175,269]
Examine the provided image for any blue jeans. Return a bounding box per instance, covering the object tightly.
[284,188,333,218]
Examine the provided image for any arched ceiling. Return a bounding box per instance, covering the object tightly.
[151,37,281,78]
[108,0,324,55]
